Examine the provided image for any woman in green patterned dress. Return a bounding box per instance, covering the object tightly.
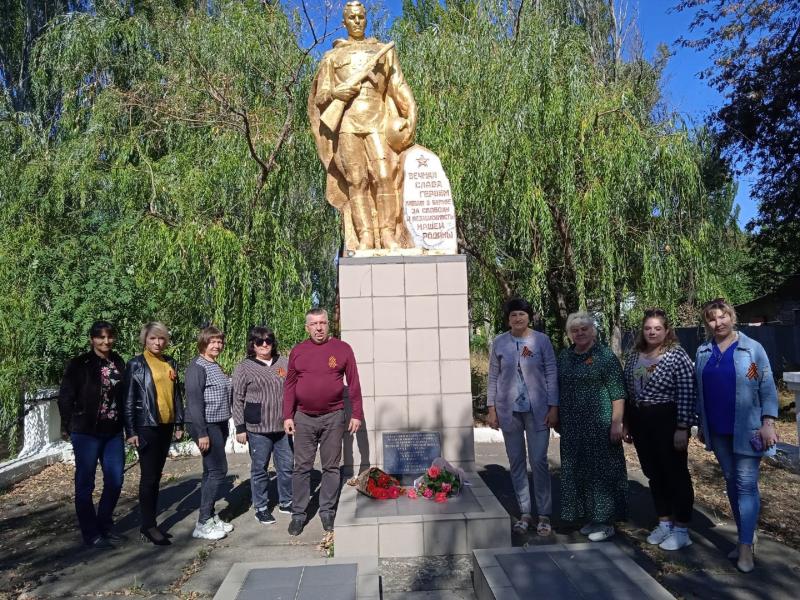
[557,311,627,541]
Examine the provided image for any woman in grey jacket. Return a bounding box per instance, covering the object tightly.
[487,299,559,536]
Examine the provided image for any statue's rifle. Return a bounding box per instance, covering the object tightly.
[319,41,395,131]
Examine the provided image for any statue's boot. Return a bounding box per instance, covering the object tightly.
[358,230,375,251]
[380,228,399,250]
[376,190,400,250]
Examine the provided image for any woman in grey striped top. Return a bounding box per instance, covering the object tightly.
[232,326,292,525]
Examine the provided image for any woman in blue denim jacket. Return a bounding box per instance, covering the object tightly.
[487,298,559,536]
[695,299,779,573]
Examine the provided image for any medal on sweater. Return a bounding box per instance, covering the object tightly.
[328,355,338,369]
[521,345,532,358]
[277,367,287,378]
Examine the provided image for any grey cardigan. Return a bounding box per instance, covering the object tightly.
[487,330,559,431]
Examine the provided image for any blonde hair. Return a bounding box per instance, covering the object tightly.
[565,311,597,341]
[701,298,738,339]
[139,321,171,347]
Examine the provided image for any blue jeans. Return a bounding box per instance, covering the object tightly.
[248,431,293,510]
[710,432,761,544]
[502,411,552,516]
[71,432,125,543]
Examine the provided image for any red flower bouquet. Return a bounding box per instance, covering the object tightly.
[354,467,404,500]
[410,458,464,503]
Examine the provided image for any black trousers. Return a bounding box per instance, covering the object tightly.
[137,424,174,530]
[629,403,694,523]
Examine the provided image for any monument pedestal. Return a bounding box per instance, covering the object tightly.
[334,472,509,558]
[337,254,510,557]
[339,254,474,476]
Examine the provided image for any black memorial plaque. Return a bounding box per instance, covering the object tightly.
[382,431,441,475]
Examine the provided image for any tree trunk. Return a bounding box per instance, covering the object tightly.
[610,289,623,358]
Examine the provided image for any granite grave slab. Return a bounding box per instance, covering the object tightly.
[213,557,378,600]
[472,545,675,600]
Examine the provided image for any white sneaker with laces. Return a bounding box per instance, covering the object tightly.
[659,528,692,551]
[588,526,615,542]
[192,519,226,540]
[580,523,600,536]
[212,515,234,533]
[646,522,673,545]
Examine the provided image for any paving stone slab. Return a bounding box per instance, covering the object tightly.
[213,556,379,600]
[472,544,675,600]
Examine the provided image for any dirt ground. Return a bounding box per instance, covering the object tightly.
[623,419,800,550]
[0,457,201,599]
[1,420,798,598]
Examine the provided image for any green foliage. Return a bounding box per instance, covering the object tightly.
[0,0,755,453]
[0,0,338,452]
[395,0,743,344]
[677,0,800,294]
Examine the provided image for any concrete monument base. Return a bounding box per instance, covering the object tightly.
[334,473,510,558]
[339,254,474,476]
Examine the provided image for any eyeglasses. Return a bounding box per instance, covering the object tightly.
[702,297,726,309]
[643,308,666,318]
[253,338,273,346]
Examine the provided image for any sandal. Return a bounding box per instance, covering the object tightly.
[537,516,552,537]
[513,514,533,534]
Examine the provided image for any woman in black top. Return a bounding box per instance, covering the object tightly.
[58,321,126,548]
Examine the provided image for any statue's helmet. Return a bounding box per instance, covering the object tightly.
[386,117,414,153]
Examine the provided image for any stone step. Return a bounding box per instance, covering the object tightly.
[213,556,379,600]
[472,544,674,600]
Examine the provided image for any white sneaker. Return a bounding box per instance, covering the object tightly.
[588,526,615,542]
[580,522,600,536]
[659,529,692,551]
[646,522,673,545]
[192,519,226,540]
[212,515,234,533]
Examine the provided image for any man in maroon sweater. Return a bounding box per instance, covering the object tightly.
[283,308,363,535]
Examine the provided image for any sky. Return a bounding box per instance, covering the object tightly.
[374,0,757,226]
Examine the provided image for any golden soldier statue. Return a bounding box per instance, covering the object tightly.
[308,0,417,252]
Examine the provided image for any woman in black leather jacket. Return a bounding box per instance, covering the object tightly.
[123,321,184,545]
[58,321,126,548]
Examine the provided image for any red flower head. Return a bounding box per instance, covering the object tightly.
[441,482,452,494]
[407,489,418,499]
[375,488,390,500]
[427,465,441,479]
[388,486,401,499]
[434,492,447,503]
[423,488,434,499]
